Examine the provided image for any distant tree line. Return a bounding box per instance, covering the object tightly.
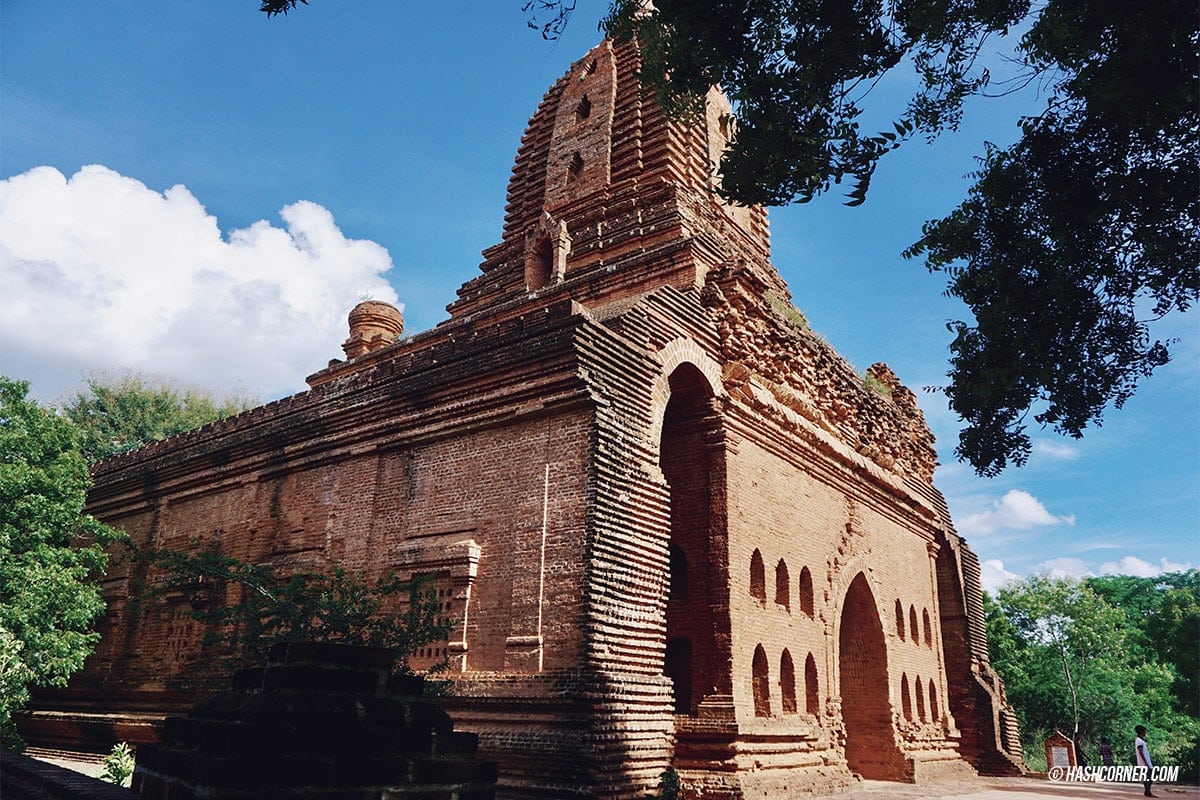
[986,572,1199,781]
[62,372,255,463]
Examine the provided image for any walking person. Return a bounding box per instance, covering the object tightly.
[1099,736,1114,767]
[1134,725,1155,797]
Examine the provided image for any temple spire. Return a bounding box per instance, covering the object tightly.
[446,38,780,322]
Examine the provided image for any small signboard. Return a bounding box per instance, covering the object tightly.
[1044,731,1077,769]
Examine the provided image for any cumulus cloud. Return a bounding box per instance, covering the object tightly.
[1099,556,1194,577]
[0,165,399,400]
[957,489,1076,536]
[980,559,1022,595]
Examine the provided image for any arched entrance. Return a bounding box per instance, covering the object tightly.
[839,572,906,779]
[659,363,721,717]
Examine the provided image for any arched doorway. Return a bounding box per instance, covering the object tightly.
[839,572,906,779]
[659,363,720,717]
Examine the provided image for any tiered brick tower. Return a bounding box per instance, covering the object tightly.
[24,39,1024,799]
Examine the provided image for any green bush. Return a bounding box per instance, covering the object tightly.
[100,742,135,787]
[655,767,684,800]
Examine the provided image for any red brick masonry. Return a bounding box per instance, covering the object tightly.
[22,38,1024,800]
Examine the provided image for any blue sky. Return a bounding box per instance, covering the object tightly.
[2,2,1196,589]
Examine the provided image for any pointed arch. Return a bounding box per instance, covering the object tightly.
[901,673,913,720]
[929,678,939,721]
[567,151,585,183]
[915,674,926,722]
[895,599,906,640]
[798,566,814,618]
[750,549,766,603]
[752,645,771,717]
[909,605,920,645]
[659,360,721,718]
[575,93,592,121]
[526,234,554,289]
[923,607,933,647]
[839,572,905,777]
[775,559,790,610]
[650,340,724,440]
[780,649,797,713]
[804,652,819,716]
[522,213,570,290]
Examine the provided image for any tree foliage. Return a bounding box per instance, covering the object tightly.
[144,548,452,675]
[63,372,255,463]
[987,572,1200,781]
[903,0,1199,474]
[260,0,306,17]
[1088,571,1200,708]
[0,376,121,748]
[523,0,577,41]
[603,0,958,207]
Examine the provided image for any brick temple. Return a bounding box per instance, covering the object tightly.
[25,39,1025,798]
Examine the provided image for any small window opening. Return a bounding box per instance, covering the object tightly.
[923,608,933,648]
[798,567,814,618]
[719,112,736,141]
[804,652,819,716]
[752,645,771,717]
[909,605,920,646]
[749,550,766,604]
[567,152,585,183]
[895,599,906,640]
[916,674,927,722]
[526,235,553,290]
[901,673,912,720]
[775,559,790,611]
[585,58,598,75]
[780,650,797,714]
[575,94,591,121]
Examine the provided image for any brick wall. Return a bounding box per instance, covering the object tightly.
[0,752,137,800]
[26,34,1024,800]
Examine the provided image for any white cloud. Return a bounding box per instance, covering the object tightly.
[957,489,1076,536]
[1034,557,1092,579]
[1099,556,1194,578]
[1032,439,1080,461]
[0,165,399,401]
[980,559,1022,594]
